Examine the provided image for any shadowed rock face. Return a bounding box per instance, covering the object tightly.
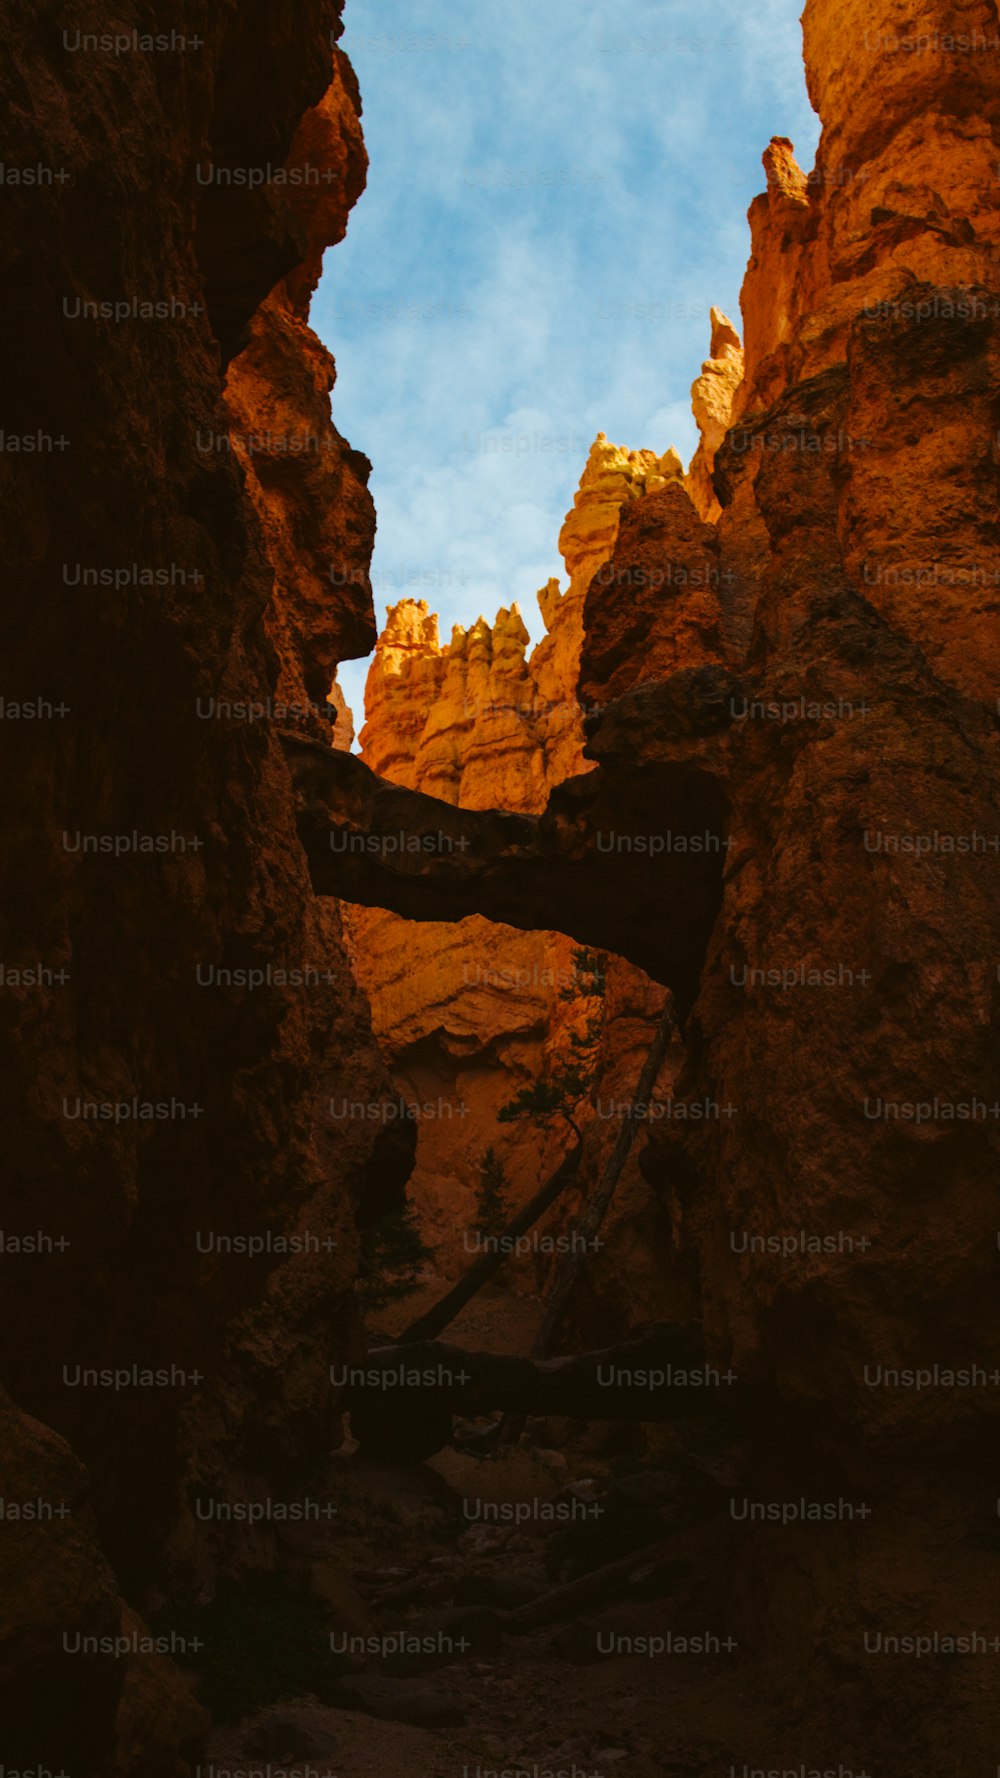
[286,735,731,1016]
[344,446,685,1282]
[0,1384,206,1772]
[345,597,593,1274]
[296,341,1000,1461]
[0,0,412,1763]
[288,7,1000,1477]
[285,4,1000,1734]
[289,298,1000,1775]
[4,0,1000,1765]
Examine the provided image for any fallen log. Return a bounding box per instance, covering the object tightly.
[502,1538,676,1633]
[530,996,677,1359]
[344,1323,721,1459]
[397,1140,583,1346]
[494,992,677,1446]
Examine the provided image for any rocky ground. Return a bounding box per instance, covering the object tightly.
[193,1277,743,1775]
[201,1386,748,1778]
[5,0,1000,1767]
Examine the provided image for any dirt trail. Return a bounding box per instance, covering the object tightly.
[205,1417,747,1778]
[201,1267,736,1773]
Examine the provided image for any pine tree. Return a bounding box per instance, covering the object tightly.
[498,948,607,1138]
[356,1200,433,1312]
[475,1145,511,1240]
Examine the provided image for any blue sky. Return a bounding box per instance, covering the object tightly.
[315,0,820,733]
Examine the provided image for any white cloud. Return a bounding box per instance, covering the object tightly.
[324,0,820,737]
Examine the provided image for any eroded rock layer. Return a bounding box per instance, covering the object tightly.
[6,0,1000,1763]
[735,1,1000,702]
[0,3,406,1765]
[290,3,1000,1757]
[348,435,682,1283]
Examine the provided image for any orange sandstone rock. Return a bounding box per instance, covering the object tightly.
[0,12,411,1734]
[730,0,1000,700]
[348,593,583,1271]
[686,308,745,523]
[349,437,682,1279]
[224,50,377,728]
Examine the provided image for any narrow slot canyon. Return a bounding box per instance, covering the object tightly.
[2,1,1000,1774]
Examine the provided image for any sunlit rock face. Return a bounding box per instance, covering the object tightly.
[352,599,577,1278]
[292,0,1000,1485]
[348,439,681,1286]
[0,2,410,1760]
[285,4,1000,1724]
[575,0,1000,1460]
[685,307,745,524]
[733,0,1000,701]
[6,0,1000,1760]
[224,50,378,728]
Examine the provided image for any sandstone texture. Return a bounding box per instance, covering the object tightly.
[347,440,669,1284]
[735,0,1000,701]
[350,596,586,1278]
[304,0,1000,1452]
[224,50,376,729]
[685,306,745,523]
[6,0,1000,1763]
[0,1,409,1765]
[291,1,1000,1757]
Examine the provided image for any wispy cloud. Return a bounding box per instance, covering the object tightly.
[317,0,820,732]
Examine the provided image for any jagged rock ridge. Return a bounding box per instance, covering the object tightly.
[289,2,1000,1759]
[348,437,691,1292]
[0,2,407,1764]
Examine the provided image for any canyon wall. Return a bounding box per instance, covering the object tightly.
[0,3,404,1767]
[317,0,1000,1454]
[575,0,1000,1455]
[5,0,1000,1763]
[291,2,1000,1755]
[348,438,689,1313]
